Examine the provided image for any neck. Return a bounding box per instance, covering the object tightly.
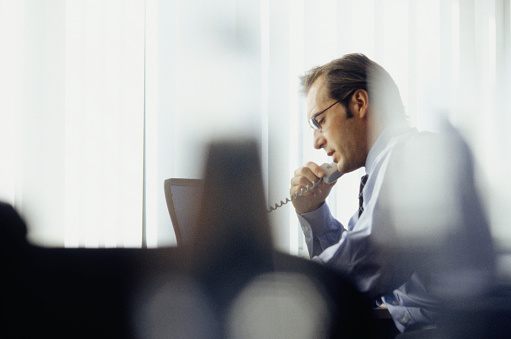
[367,118,385,154]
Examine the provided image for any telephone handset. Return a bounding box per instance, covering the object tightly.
[267,162,343,213]
[320,162,344,184]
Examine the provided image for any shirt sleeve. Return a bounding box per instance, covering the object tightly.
[297,159,416,299]
[297,202,345,258]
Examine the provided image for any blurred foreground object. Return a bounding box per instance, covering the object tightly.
[0,139,374,338]
[5,135,508,338]
[380,121,496,298]
[379,121,511,338]
[181,139,375,338]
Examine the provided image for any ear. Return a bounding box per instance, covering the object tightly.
[351,89,369,119]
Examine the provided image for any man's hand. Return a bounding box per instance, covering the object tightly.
[290,162,337,214]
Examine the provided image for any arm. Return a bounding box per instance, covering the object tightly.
[315,192,412,298]
[297,202,345,258]
[293,156,416,298]
[290,162,342,257]
[310,130,493,299]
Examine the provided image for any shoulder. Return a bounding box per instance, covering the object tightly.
[390,126,473,176]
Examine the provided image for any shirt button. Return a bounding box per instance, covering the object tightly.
[304,226,310,231]
[393,301,398,306]
[402,316,409,323]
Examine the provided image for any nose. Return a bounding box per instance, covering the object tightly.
[313,129,324,150]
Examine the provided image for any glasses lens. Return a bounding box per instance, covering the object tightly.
[309,116,320,131]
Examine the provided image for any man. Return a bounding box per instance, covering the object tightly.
[290,53,495,334]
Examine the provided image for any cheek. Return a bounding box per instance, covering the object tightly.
[336,129,359,158]
[341,124,360,145]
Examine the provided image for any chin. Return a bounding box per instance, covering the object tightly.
[336,161,357,174]
[336,162,344,173]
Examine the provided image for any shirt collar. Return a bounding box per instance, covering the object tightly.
[365,121,416,175]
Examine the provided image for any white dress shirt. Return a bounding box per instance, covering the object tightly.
[297,122,441,332]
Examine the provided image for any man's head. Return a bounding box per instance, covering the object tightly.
[300,53,406,173]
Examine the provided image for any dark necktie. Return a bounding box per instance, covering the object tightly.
[358,174,369,217]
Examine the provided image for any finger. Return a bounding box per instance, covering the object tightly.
[292,187,316,199]
[290,176,311,194]
[304,161,325,178]
[290,183,306,196]
[292,175,320,191]
[291,179,323,199]
[293,166,321,185]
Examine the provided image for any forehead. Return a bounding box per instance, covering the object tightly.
[306,76,330,118]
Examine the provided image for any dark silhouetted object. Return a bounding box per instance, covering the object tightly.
[182,139,375,338]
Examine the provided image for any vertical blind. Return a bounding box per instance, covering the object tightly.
[0,0,145,247]
[0,0,510,253]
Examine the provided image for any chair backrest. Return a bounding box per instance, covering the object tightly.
[163,178,204,246]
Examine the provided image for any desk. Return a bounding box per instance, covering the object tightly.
[373,304,399,338]
[373,304,392,319]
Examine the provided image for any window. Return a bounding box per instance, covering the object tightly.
[1,0,510,254]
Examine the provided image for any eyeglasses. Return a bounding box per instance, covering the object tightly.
[308,89,358,131]
[308,100,340,132]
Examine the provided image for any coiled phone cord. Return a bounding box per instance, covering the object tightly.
[267,178,321,213]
